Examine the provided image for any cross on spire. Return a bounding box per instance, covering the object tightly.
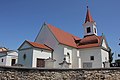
[86,0,88,8]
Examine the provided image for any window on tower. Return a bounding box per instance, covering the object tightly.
[94,28,96,33]
[87,27,91,33]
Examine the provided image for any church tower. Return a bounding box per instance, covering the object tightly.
[83,6,97,37]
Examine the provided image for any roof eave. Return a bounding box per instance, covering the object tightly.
[59,42,77,49]
[33,47,52,51]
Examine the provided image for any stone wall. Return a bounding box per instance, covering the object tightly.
[0,66,120,80]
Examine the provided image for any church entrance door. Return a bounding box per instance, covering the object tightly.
[37,58,45,67]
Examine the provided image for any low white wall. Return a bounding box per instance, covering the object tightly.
[80,47,102,68]
[32,48,51,67]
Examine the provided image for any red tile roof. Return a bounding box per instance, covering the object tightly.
[47,24,81,48]
[0,47,8,52]
[26,41,52,51]
[85,8,94,23]
[0,51,8,54]
[78,35,102,49]
[47,24,103,49]
[78,43,100,49]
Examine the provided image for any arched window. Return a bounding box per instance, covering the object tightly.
[87,27,91,33]
[94,28,96,33]
[23,54,26,60]
[66,52,70,63]
[1,59,3,62]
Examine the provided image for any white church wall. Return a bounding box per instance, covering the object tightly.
[32,48,51,67]
[5,56,11,66]
[53,44,64,68]
[53,44,80,68]
[34,24,83,68]
[80,47,102,68]
[34,24,65,68]
[64,46,72,68]
[4,57,12,66]
[62,46,81,68]
[18,49,33,67]
[101,49,109,67]
[72,49,81,68]
[35,24,58,49]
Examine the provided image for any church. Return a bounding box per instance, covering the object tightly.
[18,7,110,68]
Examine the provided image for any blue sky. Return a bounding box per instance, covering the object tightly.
[0,0,120,60]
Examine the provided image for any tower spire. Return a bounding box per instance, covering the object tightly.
[85,7,94,23]
[83,4,97,37]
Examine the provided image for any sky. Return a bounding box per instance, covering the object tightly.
[0,0,120,60]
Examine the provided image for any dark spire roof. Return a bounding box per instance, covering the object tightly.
[85,7,94,23]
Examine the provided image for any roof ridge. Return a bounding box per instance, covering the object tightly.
[47,24,81,39]
[25,40,52,51]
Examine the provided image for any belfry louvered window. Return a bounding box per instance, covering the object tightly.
[87,27,91,33]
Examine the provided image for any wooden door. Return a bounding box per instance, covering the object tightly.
[37,58,45,67]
